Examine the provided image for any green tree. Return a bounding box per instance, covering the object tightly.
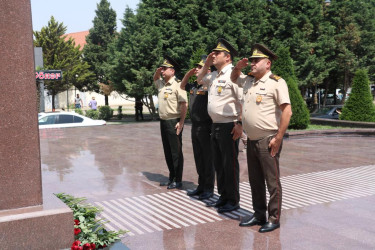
[340,69,375,122]
[109,0,375,116]
[273,47,310,129]
[33,16,95,110]
[325,0,375,101]
[110,0,264,117]
[83,0,117,106]
[109,6,163,118]
[266,0,337,109]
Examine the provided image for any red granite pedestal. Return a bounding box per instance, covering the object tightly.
[0,0,73,249]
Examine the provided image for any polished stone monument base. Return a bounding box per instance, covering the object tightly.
[0,0,73,248]
[0,194,73,249]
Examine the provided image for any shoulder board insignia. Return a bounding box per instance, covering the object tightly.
[270,74,281,81]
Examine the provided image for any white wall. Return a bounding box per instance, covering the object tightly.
[43,87,135,111]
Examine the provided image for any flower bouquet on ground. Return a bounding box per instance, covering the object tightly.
[56,193,127,250]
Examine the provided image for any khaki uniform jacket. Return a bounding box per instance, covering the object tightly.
[201,64,242,123]
[235,71,290,140]
[155,76,188,120]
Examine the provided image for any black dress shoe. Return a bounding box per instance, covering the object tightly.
[259,222,280,233]
[217,203,239,213]
[167,182,182,189]
[239,215,266,227]
[206,197,226,208]
[198,192,213,200]
[160,181,172,186]
[187,189,203,196]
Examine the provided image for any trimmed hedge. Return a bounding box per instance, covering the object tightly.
[75,108,84,115]
[98,106,114,121]
[340,69,375,122]
[86,109,100,120]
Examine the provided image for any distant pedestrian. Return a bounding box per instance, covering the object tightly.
[75,94,83,109]
[88,96,97,110]
[135,98,144,121]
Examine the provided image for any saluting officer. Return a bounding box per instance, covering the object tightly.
[154,56,188,189]
[231,44,292,233]
[180,55,214,200]
[197,38,243,213]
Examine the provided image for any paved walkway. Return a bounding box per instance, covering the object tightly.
[39,121,375,250]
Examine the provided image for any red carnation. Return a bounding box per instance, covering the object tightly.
[74,219,80,225]
[74,228,81,235]
[72,240,81,246]
[90,243,96,249]
[83,243,91,250]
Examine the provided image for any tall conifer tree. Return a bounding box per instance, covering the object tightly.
[83,0,117,106]
[340,69,375,122]
[273,47,310,129]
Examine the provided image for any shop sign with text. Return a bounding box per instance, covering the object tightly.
[36,70,62,80]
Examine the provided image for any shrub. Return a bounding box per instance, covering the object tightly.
[86,109,100,120]
[272,47,310,129]
[117,106,123,120]
[340,69,375,122]
[98,106,113,121]
[75,108,84,115]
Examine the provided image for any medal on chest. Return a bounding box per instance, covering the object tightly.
[217,80,226,94]
[164,93,168,99]
[256,95,262,103]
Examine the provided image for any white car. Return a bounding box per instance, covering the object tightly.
[38,112,106,129]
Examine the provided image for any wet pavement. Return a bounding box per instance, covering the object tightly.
[39,121,375,250]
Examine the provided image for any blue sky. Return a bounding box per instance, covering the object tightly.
[30,0,140,34]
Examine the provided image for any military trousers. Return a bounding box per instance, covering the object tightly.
[191,121,214,192]
[211,122,240,205]
[247,135,282,223]
[160,118,184,182]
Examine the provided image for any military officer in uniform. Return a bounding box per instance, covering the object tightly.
[154,56,188,189]
[180,55,214,200]
[197,39,243,213]
[231,44,292,232]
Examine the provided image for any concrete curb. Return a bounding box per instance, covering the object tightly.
[310,117,375,128]
[285,128,375,138]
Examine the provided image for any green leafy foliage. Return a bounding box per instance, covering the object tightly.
[340,69,375,122]
[108,0,375,112]
[75,108,84,115]
[98,105,113,120]
[55,193,126,248]
[83,0,117,105]
[33,17,96,109]
[85,109,100,120]
[273,47,310,129]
